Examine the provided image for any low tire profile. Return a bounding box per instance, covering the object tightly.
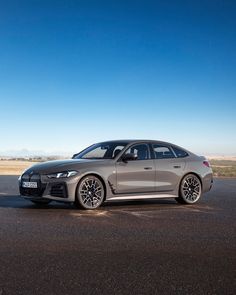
[176,173,202,204]
[75,175,105,209]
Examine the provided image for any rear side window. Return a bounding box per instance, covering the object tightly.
[152,145,175,159]
[171,146,189,158]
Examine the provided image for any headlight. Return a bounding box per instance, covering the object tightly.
[19,168,28,181]
[47,171,78,179]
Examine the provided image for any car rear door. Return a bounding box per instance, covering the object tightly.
[151,144,185,192]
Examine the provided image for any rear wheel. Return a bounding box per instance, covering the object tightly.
[176,174,202,204]
[75,175,105,210]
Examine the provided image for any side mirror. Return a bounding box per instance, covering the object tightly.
[122,153,138,163]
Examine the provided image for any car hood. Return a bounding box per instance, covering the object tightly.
[23,159,110,174]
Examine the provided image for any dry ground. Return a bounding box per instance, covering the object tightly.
[208,158,236,177]
[207,156,236,161]
[0,160,39,175]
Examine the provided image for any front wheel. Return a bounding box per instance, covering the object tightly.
[176,174,202,204]
[75,175,105,210]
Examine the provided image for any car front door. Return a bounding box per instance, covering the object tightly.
[115,143,155,194]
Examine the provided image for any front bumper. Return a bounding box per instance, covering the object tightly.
[19,173,78,202]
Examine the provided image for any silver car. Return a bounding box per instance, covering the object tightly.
[19,140,213,209]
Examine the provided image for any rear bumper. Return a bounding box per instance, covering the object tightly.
[202,172,213,193]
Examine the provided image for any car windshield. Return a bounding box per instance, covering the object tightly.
[73,142,128,160]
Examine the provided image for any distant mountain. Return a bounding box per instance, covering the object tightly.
[0,149,72,158]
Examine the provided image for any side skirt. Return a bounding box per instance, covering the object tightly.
[107,193,177,201]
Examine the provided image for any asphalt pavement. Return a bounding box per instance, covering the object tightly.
[0,176,235,295]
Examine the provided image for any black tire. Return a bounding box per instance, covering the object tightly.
[176,173,202,204]
[75,175,105,210]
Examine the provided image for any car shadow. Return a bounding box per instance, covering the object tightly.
[0,193,184,211]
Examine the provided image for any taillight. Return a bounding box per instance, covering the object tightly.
[203,160,210,168]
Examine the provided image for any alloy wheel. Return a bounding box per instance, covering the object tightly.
[77,176,105,209]
[180,174,202,204]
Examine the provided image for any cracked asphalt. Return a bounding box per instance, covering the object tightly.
[0,176,235,295]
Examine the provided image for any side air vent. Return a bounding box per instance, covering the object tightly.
[50,183,68,198]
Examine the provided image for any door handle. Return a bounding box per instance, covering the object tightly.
[144,167,153,170]
[173,165,181,168]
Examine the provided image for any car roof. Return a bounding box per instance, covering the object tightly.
[99,139,194,155]
[100,139,174,145]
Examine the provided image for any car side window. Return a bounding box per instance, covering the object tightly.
[171,146,189,158]
[112,145,125,158]
[152,145,175,159]
[124,144,150,160]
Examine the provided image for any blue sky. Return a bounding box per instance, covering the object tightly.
[0,0,235,155]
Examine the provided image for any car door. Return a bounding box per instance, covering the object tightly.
[152,144,186,192]
[115,143,155,194]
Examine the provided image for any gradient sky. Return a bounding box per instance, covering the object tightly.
[0,0,235,155]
